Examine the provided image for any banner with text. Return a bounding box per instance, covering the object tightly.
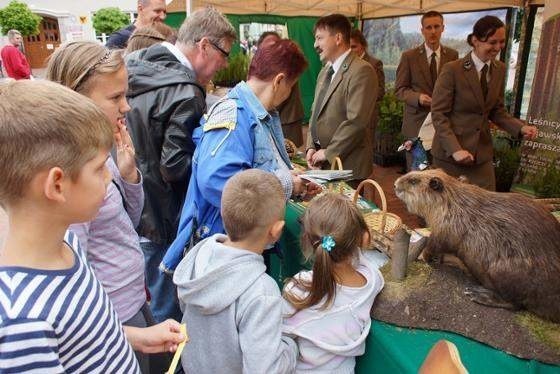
[512,4,560,196]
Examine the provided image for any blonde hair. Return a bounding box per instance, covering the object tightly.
[126,23,177,54]
[0,80,113,205]
[46,41,124,95]
[284,193,369,311]
[176,6,236,48]
[221,169,285,242]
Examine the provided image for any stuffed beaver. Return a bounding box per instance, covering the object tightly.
[395,169,560,323]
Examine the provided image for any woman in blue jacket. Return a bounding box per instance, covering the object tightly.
[162,39,321,273]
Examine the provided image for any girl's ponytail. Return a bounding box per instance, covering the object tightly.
[310,237,337,309]
[283,193,368,311]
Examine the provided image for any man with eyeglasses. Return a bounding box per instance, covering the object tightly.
[125,7,236,324]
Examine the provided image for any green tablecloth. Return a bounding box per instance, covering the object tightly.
[356,321,560,373]
[269,199,309,287]
[270,194,560,373]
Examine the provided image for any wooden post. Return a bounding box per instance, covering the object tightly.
[408,235,428,265]
[391,228,410,280]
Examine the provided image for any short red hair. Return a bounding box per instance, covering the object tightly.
[248,39,308,82]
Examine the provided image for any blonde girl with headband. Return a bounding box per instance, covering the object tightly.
[282,193,384,373]
[46,41,184,372]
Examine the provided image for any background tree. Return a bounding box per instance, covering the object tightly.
[93,7,130,35]
[0,0,41,36]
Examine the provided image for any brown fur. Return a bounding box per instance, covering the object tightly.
[395,169,560,323]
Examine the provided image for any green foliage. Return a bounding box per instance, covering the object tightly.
[213,53,250,87]
[0,1,41,36]
[378,88,404,135]
[492,134,521,192]
[92,7,129,35]
[533,163,560,198]
[374,87,405,159]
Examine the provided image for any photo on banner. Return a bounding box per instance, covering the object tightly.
[362,9,508,85]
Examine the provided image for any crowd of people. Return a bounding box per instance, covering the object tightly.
[0,0,539,372]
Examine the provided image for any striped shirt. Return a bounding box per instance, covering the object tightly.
[0,231,140,373]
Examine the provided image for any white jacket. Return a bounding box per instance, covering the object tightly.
[282,251,384,373]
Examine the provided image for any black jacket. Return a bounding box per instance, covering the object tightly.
[106,24,135,49]
[126,44,205,246]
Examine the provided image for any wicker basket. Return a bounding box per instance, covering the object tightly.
[352,179,403,256]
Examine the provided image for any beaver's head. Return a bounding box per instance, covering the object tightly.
[394,169,460,218]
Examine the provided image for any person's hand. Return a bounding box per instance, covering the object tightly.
[301,179,322,201]
[115,119,139,184]
[124,319,187,354]
[310,149,327,167]
[291,175,322,201]
[521,125,537,140]
[452,150,474,164]
[419,94,432,107]
[306,149,319,169]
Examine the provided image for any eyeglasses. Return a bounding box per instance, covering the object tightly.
[209,40,230,58]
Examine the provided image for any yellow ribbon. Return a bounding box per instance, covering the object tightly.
[166,324,188,374]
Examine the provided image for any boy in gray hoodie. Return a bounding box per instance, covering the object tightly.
[173,169,298,373]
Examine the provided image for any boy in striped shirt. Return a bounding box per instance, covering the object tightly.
[0,81,172,372]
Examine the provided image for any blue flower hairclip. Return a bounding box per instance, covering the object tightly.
[321,235,336,252]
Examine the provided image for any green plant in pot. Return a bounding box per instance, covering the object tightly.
[374,87,405,166]
[213,53,250,87]
[492,132,521,192]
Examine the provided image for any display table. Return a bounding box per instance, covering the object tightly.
[356,321,560,373]
[270,187,560,373]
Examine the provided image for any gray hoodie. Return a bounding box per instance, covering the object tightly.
[173,234,298,374]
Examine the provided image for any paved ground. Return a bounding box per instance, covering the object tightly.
[33,68,46,79]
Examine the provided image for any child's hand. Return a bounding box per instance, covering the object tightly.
[115,119,139,184]
[124,319,187,354]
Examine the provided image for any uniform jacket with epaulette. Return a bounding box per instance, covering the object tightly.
[161,81,293,273]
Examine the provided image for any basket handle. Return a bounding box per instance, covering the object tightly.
[328,156,344,194]
[352,179,388,232]
[330,156,343,171]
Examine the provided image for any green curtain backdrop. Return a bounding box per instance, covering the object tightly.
[165,12,331,122]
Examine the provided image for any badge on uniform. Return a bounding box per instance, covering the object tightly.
[463,60,472,70]
[342,63,349,71]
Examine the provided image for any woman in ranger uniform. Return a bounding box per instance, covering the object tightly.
[431,15,537,190]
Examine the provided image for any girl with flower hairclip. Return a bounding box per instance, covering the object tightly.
[282,193,385,373]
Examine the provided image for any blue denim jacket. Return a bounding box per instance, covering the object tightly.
[161,81,292,273]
